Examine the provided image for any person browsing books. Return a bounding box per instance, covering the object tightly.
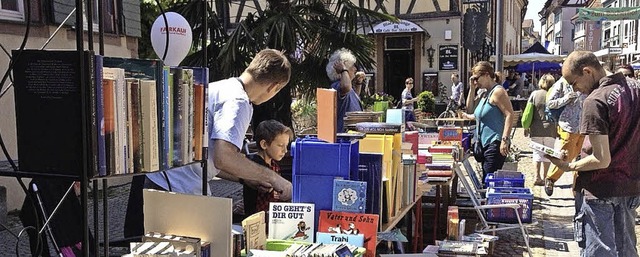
[125,49,293,238]
[243,120,293,218]
[460,61,515,182]
[327,48,363,132]
[547,50,640,257]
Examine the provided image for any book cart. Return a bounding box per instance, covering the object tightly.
[0,1,211,256]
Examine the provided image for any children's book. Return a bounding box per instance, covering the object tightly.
[316,232,364,247]
[242,211,266,251]
[268,203,315,243]
[317,210,379,257]
[332,179,367,213]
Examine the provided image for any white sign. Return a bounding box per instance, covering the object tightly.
[372,19,425,34]
[609,47,623,54]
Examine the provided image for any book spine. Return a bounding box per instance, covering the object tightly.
[157,64,168,170]
[85,51,98,178]
[94,54,106,176]
[172,68,184,166]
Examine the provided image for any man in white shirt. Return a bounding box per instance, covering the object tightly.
[450,73,465,109]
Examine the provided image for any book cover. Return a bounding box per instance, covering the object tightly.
[189,67,207,161]
[332,179,367,213]
[13,50,96,177]
[140,79,160,172]
[94,55,107,176]
[171,67,184,166]
[529,141,565,159]
[355,153,383,220]
[242,211,266,251]
[268,202,315,243]
[317,210,379,257]
[316,88,337,143]
[316,232,364,247]
[126,78,143,173]
[438,127,463,141]
[354,122,402,134]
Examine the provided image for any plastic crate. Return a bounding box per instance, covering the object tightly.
[291,136,358,177]
[486,187,533,223]
[484,172,525,188]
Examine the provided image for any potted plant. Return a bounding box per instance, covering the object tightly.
[417,91,436,118]
[362,92,395,121]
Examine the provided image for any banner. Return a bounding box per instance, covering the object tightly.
[577,7,640,21]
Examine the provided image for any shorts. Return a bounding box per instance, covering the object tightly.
[531,136,554,162]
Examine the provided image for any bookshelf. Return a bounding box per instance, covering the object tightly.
[0,1,211,257]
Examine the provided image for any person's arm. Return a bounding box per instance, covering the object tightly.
[465,79,477,112]
[547,135,611,172]
[546,82,576,109]
[213,140,292,200]
[333,62,353,96]
[491,88,515,157]
[353,71,365,96]
[457,83,465,107]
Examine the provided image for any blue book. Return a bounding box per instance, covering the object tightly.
[332,179,367,213]
[94,55,106,176]
[316,232,364,247]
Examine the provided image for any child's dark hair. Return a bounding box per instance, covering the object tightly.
[254,120,293,147]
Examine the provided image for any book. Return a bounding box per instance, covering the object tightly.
[317,88,337,143]
[354,122,402,134]
[438,240,478,255]
[317,210,379,257]
[439,127,463,141]
[143,232,201,257]
[242,211,266,251]
[316,232,364,247]
[13,49,97,177]
[268,202,315,243]
[332,179,367,213]
[140,79,160,172]
[94,55,107,176]
[529,141,565,159]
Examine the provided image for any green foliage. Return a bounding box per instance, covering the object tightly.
[417,91,436,113]
[361,92,395,110]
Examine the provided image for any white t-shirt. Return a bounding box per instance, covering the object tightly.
[146,78,253,195]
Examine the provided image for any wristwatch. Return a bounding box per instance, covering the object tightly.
[340,69,349,73]
[501,136,511,143]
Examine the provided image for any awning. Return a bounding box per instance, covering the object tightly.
[489,52,566,66]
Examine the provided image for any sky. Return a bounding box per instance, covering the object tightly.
[525,0,546,34]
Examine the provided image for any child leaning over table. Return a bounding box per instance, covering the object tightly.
[243,120,293,219]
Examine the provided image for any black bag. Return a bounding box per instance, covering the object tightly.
[473,141,484,162]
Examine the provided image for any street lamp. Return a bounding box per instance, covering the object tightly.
[427,46,435,68]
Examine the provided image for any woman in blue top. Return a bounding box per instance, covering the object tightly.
[461,61,515,181]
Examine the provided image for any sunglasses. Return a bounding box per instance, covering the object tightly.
[406,82,414,84]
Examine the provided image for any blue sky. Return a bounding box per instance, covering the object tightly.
[525,0,546,34]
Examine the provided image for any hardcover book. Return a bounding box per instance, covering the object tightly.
[13,49,97,177]
[354,122,402,134]
[268,202,315,243]
[317,88,337,143]
[332,179,367,213]
[317,210,379,257]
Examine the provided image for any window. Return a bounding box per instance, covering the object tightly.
[385,36,412,50]
[0,0,24,21]
[82,0,118,33]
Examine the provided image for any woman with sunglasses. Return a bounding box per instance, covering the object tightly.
[461,61,515,182]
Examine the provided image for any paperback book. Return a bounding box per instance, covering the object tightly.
[268,203,315,243]
[529,141,565,159]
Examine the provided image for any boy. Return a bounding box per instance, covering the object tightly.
[243,120,293,218]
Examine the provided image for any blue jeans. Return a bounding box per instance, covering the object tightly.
[481,140,506,182]
[574,189,640,257]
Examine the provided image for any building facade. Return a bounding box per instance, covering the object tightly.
[539,0,580,55]
[592,0,640,68]
[0,0,141,211]
[521,19,540,53]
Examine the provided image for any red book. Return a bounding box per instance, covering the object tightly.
[318,211,379,257]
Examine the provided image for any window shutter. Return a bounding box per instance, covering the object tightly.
[120,0,141,37]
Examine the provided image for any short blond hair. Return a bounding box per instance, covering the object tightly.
[538,74,555,90]
[245,49,291,85]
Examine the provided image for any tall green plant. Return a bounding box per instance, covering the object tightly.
[417,91,436,114]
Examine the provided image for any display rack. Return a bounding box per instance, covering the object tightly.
[0,1,210,256]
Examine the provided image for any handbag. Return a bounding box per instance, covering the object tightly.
[472,85,500,162]
[520,95,535,128]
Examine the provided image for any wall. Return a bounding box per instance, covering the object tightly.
[0,25,136,211]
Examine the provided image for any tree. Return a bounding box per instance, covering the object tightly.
[158,0,396,129]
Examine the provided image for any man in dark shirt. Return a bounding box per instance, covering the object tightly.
[326,48,363,132]
[548,51,640,256]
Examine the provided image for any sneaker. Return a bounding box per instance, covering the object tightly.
[534,179,544,186]
[544,178,554,196]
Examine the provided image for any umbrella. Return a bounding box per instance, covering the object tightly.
[490,52,566,66]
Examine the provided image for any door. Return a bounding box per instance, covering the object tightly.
[384,50,415,104]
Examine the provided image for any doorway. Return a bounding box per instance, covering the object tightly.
[384,50,415,104]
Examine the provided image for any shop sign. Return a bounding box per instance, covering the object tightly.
[439,45,458,71]
[373,20,424,34]
[609,47,622,54]
[578,7,640,21]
